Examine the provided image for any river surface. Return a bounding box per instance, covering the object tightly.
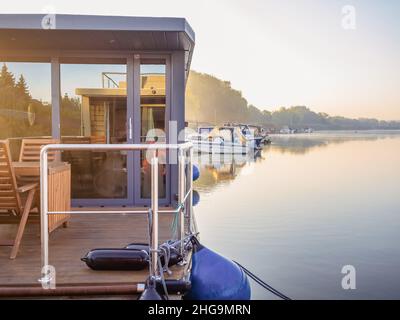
[193,131,400,300]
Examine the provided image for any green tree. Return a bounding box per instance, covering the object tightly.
[15,74,31,110]
[61,93,82,136]
[0,63,16,109]
[0,63,15,88]
[16,74,30,97]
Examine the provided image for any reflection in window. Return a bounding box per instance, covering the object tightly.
[140,61,166,198]
[0,62,51,159]
[60,64,128,199]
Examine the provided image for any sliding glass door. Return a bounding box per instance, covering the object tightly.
[59,62,133,206]
[40,56,171,207]
[135,58,170,205]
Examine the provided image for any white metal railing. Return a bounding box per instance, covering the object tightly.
[101,72,126,88]
[39,142,194,285]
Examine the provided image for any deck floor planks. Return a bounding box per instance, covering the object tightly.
[0,210,183,286]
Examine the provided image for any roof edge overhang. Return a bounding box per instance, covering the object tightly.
[0,14,195,77]
[0,14,195,42]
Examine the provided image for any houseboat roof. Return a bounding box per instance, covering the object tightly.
[0,14,195,71]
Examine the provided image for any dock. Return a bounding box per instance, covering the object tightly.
[0,209,187,298]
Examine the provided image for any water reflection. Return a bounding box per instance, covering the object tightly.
[195,130,400,192]
[194,151,263,193]
[268,131,400,155]
[193,131,400,299]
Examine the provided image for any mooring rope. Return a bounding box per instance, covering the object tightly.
[147,209,190,300]
[170,209,179,238]
[170,202,187,240]
[159,244,172,275]
[234,261,292,300]
[157,254,169,300]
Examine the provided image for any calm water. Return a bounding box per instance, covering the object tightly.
[193,131,400,300]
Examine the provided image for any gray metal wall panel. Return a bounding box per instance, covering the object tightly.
[170,51,186,203]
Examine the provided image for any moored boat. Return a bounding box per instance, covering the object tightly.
[189,126,256,154]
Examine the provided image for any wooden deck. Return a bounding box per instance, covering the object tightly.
[0,209,185,293]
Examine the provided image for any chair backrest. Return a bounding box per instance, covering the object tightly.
[61,136,91,144]
[0,140,21,213]
[19,138,59,163]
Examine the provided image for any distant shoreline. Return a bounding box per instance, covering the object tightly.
[269,129,400,135]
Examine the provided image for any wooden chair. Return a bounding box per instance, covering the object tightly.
[0,140,38,259]
[19,138,60,163]
[18,138,59,183]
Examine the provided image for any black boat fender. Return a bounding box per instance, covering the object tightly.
[82,244,183,271]
[155,279,191,295]
[124,243,149,252]
[125,243,183,267]
[81,248,149,271]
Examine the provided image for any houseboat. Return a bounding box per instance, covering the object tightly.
[0,14,251,300]
[0,13,197,299]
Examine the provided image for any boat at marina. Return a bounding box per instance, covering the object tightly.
[189,125,257,154]
[225,123,273,147]
[279,126,314,134]
[247,125,272,145]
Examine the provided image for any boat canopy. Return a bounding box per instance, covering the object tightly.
[208,127,248,144]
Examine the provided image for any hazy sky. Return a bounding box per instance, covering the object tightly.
[1,0,399,120]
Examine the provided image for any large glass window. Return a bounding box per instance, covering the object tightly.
[60,63,127,199]
[140,61,166,198]
[0,62,51,159]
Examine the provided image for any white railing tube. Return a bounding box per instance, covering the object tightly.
[150,154,159,277]
[40,148,49,278]
[41,142,193,152]
[178,152,186,258]
[188,147,194,233]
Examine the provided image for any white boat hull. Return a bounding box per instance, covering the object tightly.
[192,140,252,154]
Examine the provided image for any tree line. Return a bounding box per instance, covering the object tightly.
[0,63,81,139]
[186,71,400,130]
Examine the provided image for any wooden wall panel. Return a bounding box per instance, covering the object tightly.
[48,164,71,233]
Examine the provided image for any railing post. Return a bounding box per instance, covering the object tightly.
[178,150,186,259]
[188,147,194,233]
[150,153,159,278]
[40,147,49,282]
